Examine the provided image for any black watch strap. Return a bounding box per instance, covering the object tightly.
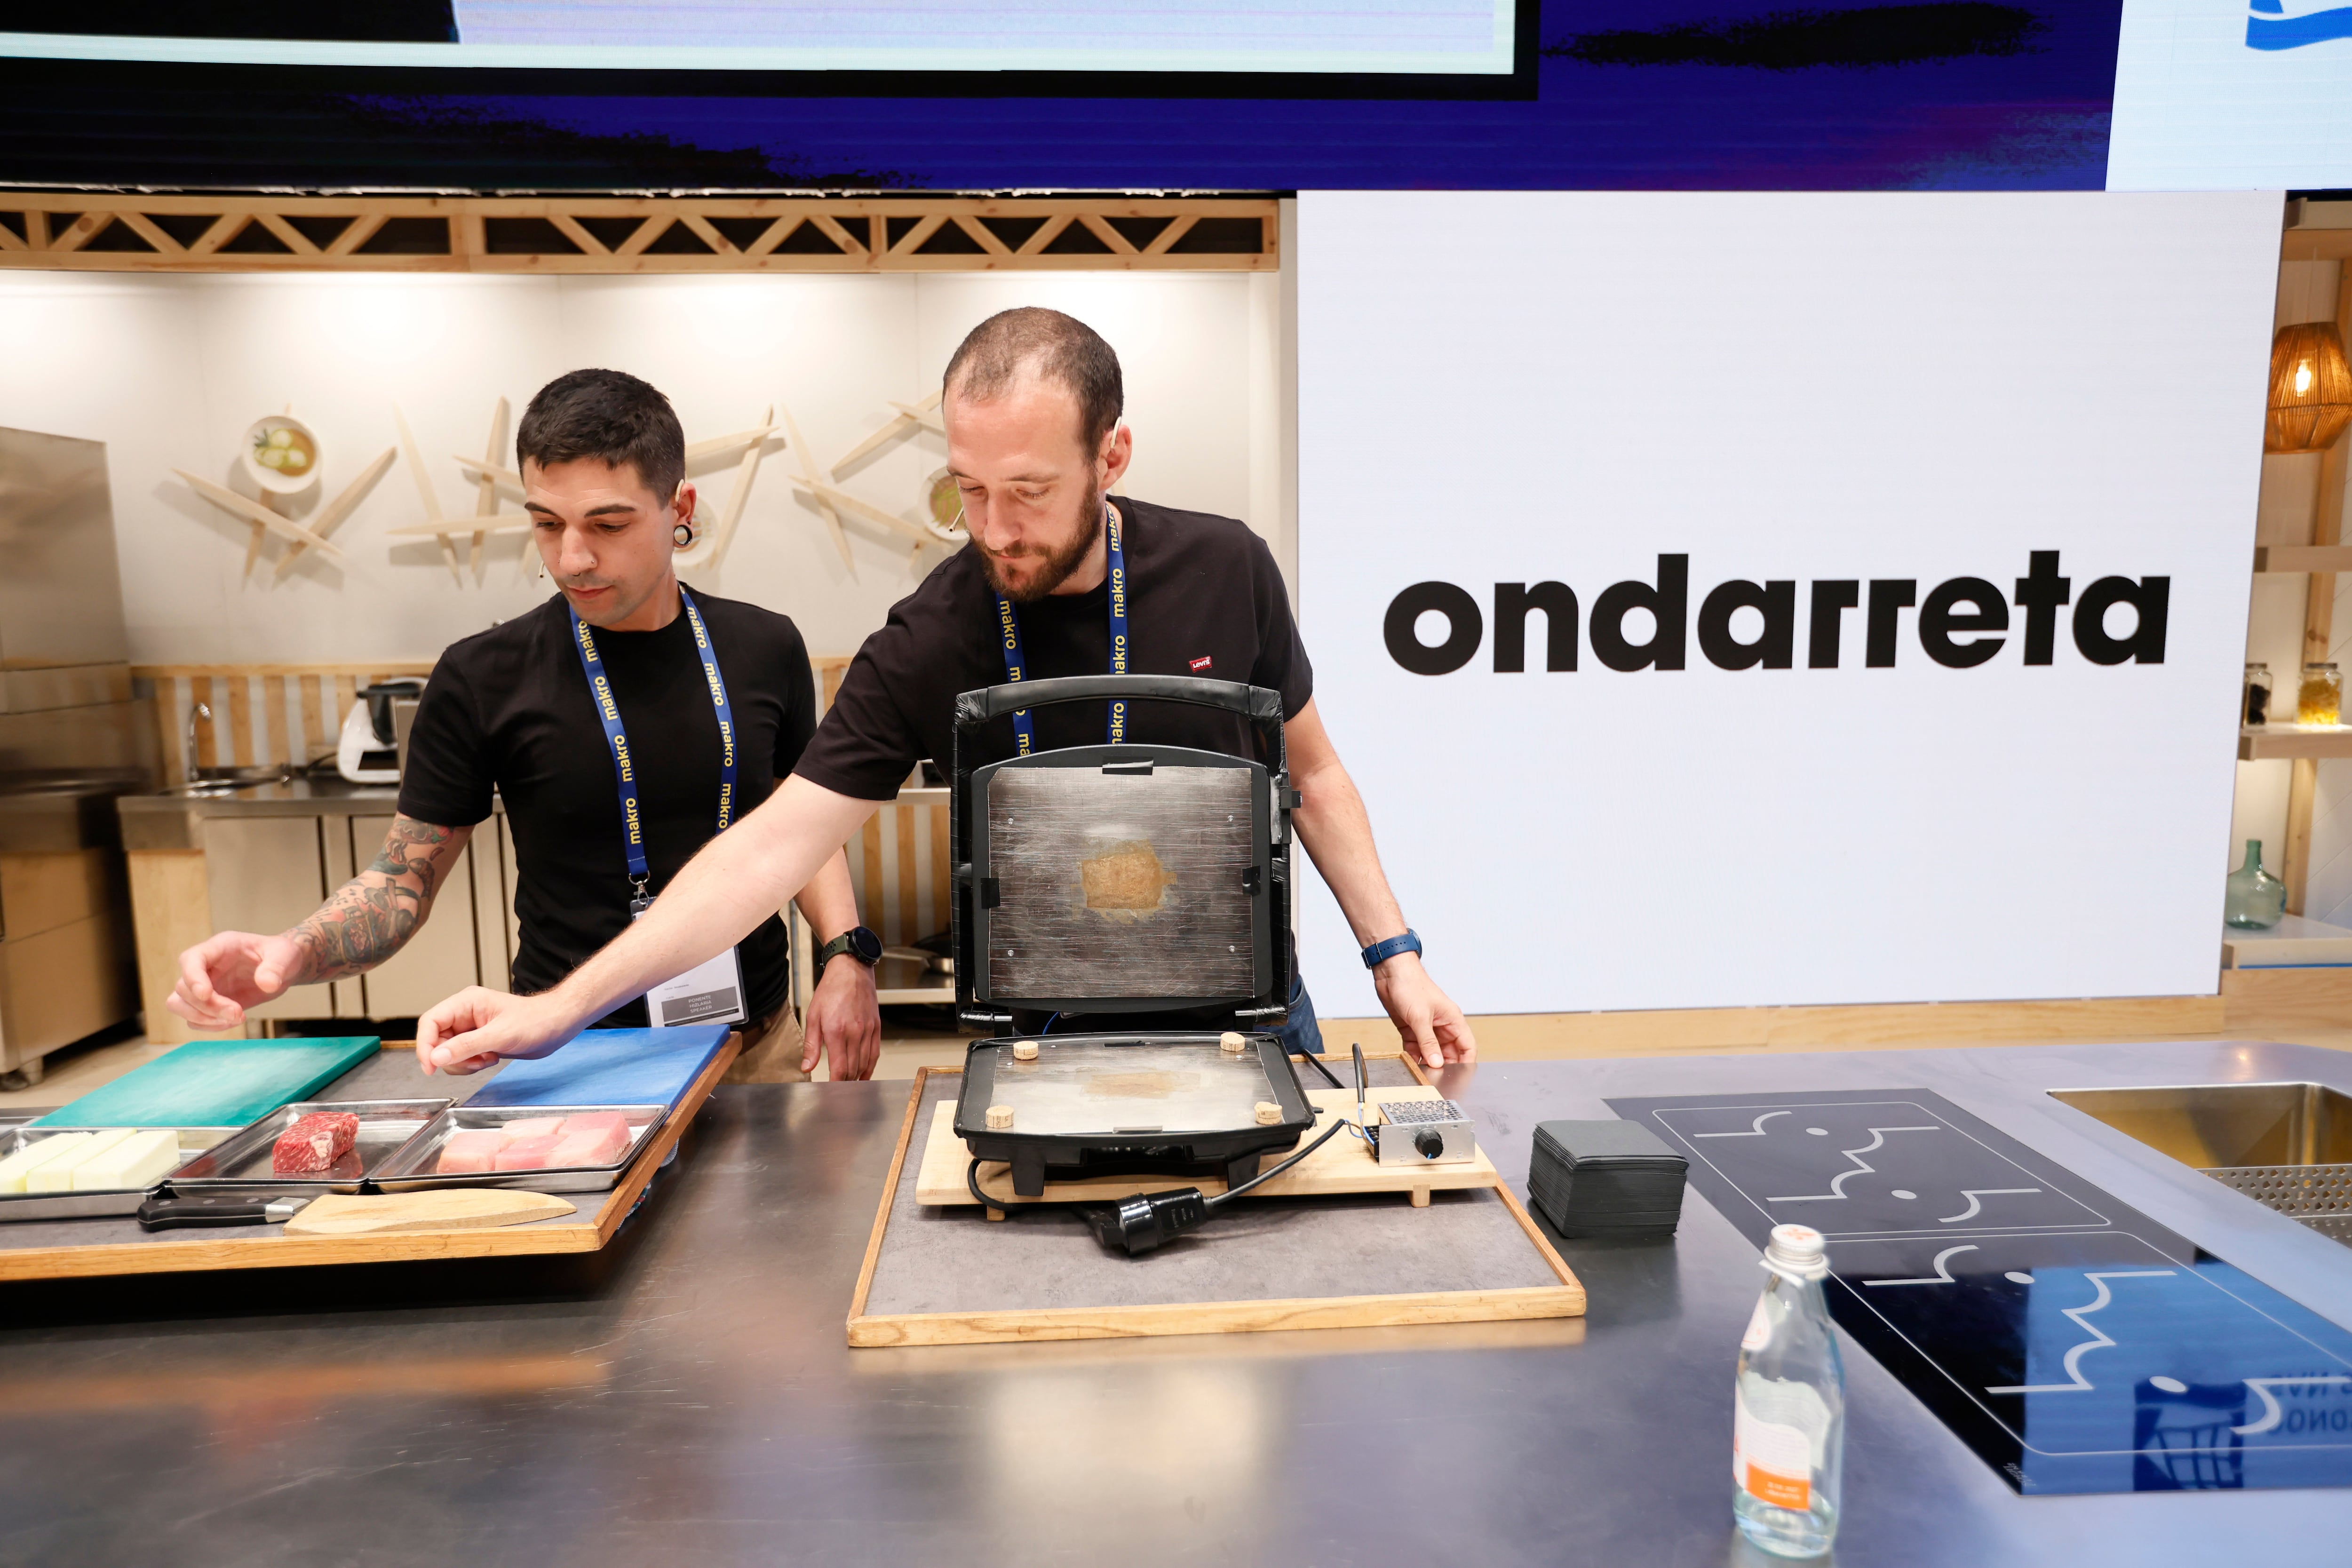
[817,925,883,967]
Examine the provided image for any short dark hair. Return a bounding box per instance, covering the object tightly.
[943,308,1124,454]
[516,368,685,500]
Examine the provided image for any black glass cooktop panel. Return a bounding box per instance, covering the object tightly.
[1607,1088,2352,1495]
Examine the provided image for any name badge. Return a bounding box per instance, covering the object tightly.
[633,899,749,1028]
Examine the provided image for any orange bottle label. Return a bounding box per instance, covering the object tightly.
[1742,1461,1812,1512]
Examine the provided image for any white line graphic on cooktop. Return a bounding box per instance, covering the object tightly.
[1939,1189,2043,1224]
[1768,1125,1941,1202]
[1984,1270,2176,1394]
[1862,1244,1978,1286]
[2235,1377,2352,1435]
[1692,1112,1789,1138]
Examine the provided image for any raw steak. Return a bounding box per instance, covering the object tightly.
[495,1135,562,1170]
[271,1111,360,1175]
[436,1128,508,1174]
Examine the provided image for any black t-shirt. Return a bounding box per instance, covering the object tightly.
[399,591,817,1026]
[795,496,1313,798]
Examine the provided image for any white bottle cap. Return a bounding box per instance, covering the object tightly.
[1762,1223,1829,1281]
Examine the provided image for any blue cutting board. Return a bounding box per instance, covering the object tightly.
[32,1036,382,1129]
[466,1026,731,1110]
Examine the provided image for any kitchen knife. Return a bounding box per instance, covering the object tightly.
[136,1192,317,1231]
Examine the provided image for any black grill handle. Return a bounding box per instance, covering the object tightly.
[955,675,1282,726]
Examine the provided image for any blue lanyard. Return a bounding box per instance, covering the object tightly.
[569,584,738,909]
[997,502,1127,754]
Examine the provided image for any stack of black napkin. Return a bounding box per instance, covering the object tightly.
[1528,1119,1688,1239]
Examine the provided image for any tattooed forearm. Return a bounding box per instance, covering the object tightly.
[281,816,472,985]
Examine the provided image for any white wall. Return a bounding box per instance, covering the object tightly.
[1299,191,2281,1019]
[0,270,1284,663]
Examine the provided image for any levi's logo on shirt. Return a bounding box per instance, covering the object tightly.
[1189,655,1213,672]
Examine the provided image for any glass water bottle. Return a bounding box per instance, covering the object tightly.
[1733,1225,1845,1559]
[2225,839,2288,930]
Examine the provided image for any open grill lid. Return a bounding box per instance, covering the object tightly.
[949,674,1296,1030]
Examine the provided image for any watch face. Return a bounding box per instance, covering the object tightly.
[850,926,884,963]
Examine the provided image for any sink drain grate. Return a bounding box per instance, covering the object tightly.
[2201,1163,2352,1218]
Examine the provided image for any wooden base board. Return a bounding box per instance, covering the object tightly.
[917,1086,1498,1210]
[845,1063,1585,1348]
[0,1035,737,1282]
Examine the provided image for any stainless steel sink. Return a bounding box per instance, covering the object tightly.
[182,764,298,794]
[2050,1082,2352,1245]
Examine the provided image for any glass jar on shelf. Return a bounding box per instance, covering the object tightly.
[2299,662,2343,726]
[2244,662,2274,726]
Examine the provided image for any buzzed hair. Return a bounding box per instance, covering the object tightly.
[943,308,1124,455]
[516,368,685,501]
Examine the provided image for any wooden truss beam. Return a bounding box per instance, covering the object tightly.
[0,193,1279,274]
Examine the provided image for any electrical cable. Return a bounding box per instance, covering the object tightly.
[966,1156,1001,1212]
[1203,1107,1354,1208]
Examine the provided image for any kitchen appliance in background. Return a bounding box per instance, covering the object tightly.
[0,427,157,1087]
[335,679,423,783]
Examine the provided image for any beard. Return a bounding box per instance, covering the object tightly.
[977,478,1102,604]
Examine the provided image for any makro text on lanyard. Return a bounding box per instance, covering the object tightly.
[996,502,1127,754]
[570,584,738,913]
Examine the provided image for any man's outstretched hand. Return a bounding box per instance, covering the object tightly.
[168,931,305,1031]
[1371,953,1477,1069]
[414,987,575,1077]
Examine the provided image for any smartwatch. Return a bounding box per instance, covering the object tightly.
[817,925,884,968]
[1360,930,1422,969]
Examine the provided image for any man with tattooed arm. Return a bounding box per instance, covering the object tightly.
[167,369,884,1080]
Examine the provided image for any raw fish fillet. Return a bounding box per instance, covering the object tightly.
[499,1117,568,1142]
[436,1128,509,1174]
[272,1111,360,1175]
[548,1122,631,1167]
[556,1111,629,1141]
[495,1135,562,1170]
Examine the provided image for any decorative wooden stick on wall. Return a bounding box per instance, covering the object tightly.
[679,407,777,570]
[172,469,350,566]
[385,403,532,585]
[274,445,396,583]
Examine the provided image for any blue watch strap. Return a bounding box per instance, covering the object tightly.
[1360,930,1422,969]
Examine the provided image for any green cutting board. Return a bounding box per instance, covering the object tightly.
[31,1037,381,1130]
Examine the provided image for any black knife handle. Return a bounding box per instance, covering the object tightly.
[137,1194,274,1231]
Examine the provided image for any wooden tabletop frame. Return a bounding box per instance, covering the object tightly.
[846,1053,1586,1348]
[0,1036,737,1283]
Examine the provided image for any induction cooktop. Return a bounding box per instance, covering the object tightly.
[1607,1088,2352,1496]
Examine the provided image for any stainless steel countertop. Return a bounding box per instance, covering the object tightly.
[0,1040,2345,1567]
[117,778,497,849]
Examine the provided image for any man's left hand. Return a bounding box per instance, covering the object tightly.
[803,954,882,1081]
[1371,953,1477,1069]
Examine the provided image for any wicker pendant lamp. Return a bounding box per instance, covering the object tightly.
[2266,321,2352,454]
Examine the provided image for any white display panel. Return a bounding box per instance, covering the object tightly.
[0,0,1513,73]
[1296,191,2280,1019]
[2109,0,2352,189]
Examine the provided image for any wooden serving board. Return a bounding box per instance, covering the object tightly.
[915,1086,1500,1210]
[0,1033,738,1282]
[284,1189,576,1236]
[847,1062,1586,1348]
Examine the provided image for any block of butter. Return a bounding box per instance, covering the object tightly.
[26,1129,137,1192]
[73,1129,182,1192]
[0,1133,88,1194]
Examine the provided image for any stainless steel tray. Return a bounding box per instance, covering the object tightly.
[164,1099,452,1194]
[0,1126,237,1221]
[369,1104,667,1193]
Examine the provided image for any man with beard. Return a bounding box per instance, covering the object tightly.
[169,368,882,1082]
[412,309,1475,1076]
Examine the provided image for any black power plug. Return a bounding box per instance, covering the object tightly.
[1090,1187,1210,1254]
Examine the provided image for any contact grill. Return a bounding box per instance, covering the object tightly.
[948,675,1309,1200]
